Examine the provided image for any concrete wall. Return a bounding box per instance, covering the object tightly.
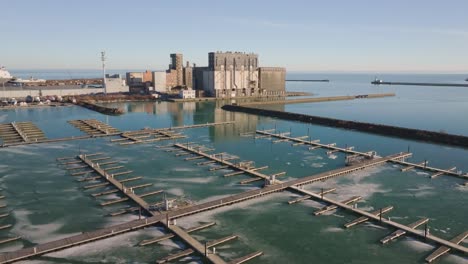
[193,67,208,91]
[152,71,167,92]
[207,68,259,98]
[183,66,193,89]
[0,86,104,99]
[209,52,258,71]
[259,67,286,95]
[105,78,129,93]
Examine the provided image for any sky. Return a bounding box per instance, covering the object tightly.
[1,0,468,73]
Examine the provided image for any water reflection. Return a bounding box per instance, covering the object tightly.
[118,100,284,142]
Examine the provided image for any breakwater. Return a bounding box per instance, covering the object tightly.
[76,101,124,115]
[372,81,468,87]
[237,93,395,106]
[286,79,330,82]
[222,105,468,148]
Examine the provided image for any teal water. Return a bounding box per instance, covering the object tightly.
[0,73,466,264]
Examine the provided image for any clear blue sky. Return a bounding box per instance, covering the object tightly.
[2,0,468,72]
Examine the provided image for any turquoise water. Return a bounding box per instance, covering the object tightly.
[0,73,466,264]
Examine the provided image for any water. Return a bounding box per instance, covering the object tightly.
[0,73,467,264]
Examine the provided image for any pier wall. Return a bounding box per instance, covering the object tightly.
[222,105,468,148]
[0,86,103,99]
[76,101,124,115]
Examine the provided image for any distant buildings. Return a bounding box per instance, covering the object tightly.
[179,89,195,99]
[193,51,285,98]
[125,51,285,98]
[104,74,128,93]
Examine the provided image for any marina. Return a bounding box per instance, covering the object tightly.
[0,140,465,263]
[0,121,235,147]
[2,1,468,263]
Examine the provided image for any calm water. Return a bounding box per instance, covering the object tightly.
[0,73,466,264]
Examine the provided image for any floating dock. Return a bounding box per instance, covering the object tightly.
[0,121,235,148]
[425,231,468,263]
[0,122,46,144]
[0,142,465,263]
[255,129,468,181]
[1,158,466,263]
[68,119,120,135]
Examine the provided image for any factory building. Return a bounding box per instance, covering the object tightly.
[193,51,285,98]
[258,67,286,96]
[126,72,144,87]
[152,71,167,92]
[105,74,128,93]
[170,53,183,86]
[166,53,193,90]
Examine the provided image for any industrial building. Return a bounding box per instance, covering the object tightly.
[104,74,129,93]
[193,51,285,98]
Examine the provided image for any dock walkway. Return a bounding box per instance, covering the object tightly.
[1,150,465,263]
[256,130,468,180]
[0,121,235,148]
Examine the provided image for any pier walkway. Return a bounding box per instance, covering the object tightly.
[255,130,468,181]
[0,121,234,148]
[0,122,46,144]
[1,148,465,263]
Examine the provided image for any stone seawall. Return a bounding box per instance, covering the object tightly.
[222,104,468,148]
[76,101,124,115]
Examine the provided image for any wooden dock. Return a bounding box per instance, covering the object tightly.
[1,121,235,148]
[0,144,464,263]
[1,160,466,263]
[380,218,429,244]
[0,122,46,144]
[255,129,468,181]
[68,119,120,135]
[156,248,194,263]
[425,231,468,263]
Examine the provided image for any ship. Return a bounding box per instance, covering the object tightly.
[371,77,384,85]
[8,76,46,85]
[0,66,13,84]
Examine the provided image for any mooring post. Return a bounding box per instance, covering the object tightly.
[424,159,427,168]
[321,188,324,200]
[380,208,382,222]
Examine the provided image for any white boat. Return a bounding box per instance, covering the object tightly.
[0,66,13,84]
[9,76,46,85]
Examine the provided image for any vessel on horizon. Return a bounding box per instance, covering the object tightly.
[371,77,384,85]
[0,66,13,84]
